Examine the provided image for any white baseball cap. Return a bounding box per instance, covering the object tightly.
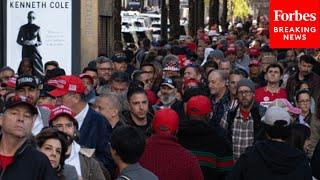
[262,106,291,127]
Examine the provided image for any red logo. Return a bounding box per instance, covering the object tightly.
[269,0,320,48]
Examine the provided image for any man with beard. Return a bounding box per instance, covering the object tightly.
[234,40,251,73]
[49,105,108,179]
[79,73,96,105]
[48,75,114,172]
[122,86,153,137]
[227,107,312,180]
[221,78,265,160]
[96,57,113,86]
[154,78,185,122]
[97,72,130,111]
[82,67,99,92]
[286,55,320,106]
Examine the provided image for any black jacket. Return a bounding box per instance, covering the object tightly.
[227,140,312,180]
[0,139,57,180]
[178,120,233,180]
[79,107,114,172]
[226,102,266,142]
[311,140,320,179]
[122,110,153,137]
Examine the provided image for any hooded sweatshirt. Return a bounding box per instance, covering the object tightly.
[227,139,312,180]
[178,120,233,180]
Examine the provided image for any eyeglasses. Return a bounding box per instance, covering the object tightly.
[298,99,311,104]
[238,90,253,96]
[97,68,113,71]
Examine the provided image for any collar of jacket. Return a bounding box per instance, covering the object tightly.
[211,89,230,104]
[233,102,264,119]
[0,135,32,162]
[294,71,313,81]
[148,134,178,144]
[79,148,95,158]
[122,110,153,126]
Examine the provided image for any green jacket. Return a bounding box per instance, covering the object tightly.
[79,148,111,180]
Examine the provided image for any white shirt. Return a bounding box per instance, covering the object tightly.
[65,142,82,177]
[75,104,89,129]
[299,115,310,128]
[32,107,44,135]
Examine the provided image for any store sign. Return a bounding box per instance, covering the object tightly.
[269,0,320,48]
[6,0,72,74]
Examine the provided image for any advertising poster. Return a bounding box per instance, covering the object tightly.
[6,0,72,75]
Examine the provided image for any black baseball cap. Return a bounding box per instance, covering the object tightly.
[15,75,38,90]
[44,67,66,82]
[5,95,38,115]
[111,53,127,63]
[161,78,176,89]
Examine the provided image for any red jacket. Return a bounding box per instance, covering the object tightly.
[140,134,204,180]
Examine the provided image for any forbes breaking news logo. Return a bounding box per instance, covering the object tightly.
[269,0,320,48]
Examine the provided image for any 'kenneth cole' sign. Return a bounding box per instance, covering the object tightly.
[6,0,73,74]
[9,1,70,9]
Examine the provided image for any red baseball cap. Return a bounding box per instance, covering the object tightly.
[187,95,212,116]
[249,60,261,67]
[183,78,200,90]
[249,48,261,57]
[49,105,78,128]
[48,75,85,97]
[6,77,16,88]
[152,108,179,135]
[225,43,236,55]
[79,73,94,84]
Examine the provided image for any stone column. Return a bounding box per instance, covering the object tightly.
[80,0,99,69]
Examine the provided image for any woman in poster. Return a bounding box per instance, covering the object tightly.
[16,11,44,78]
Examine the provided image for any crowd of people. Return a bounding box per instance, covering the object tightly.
[0,15,320,179]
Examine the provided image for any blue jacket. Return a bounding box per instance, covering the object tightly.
[79,107,114,172]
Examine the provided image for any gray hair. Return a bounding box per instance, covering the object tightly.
[219,58,231,66]
[96,93,121,110]
[95,56,113,65]
[208,69,228,82]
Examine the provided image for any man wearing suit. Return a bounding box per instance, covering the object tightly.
[48,75,114,173]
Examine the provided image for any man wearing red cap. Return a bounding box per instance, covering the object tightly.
[140,108,203,180]
[178,95,233,179]
[48,75,114,173]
